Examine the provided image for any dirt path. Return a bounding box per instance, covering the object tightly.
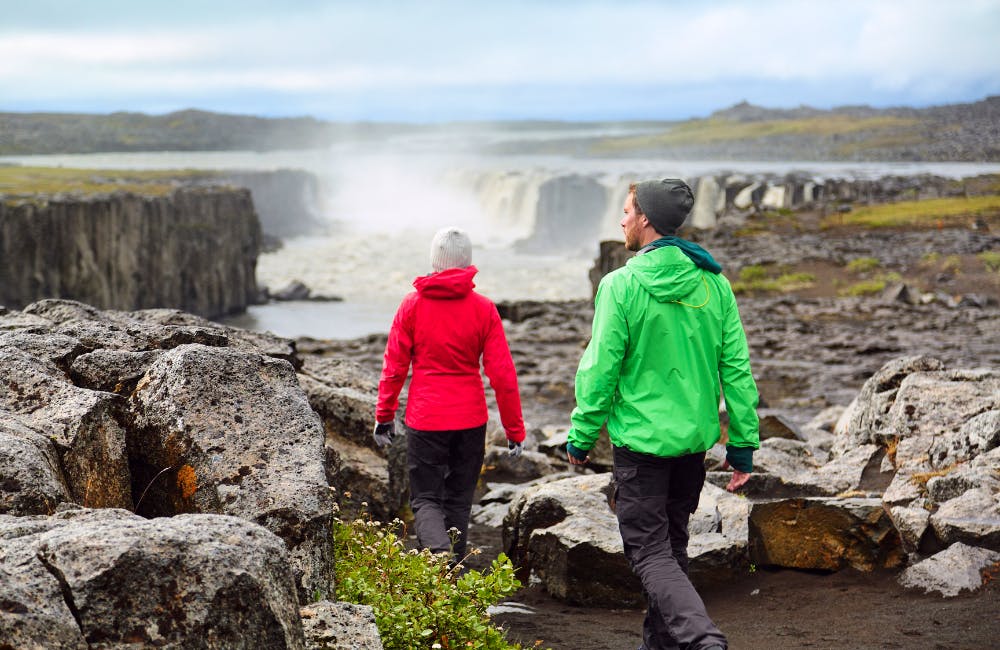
[492,564,1000,650]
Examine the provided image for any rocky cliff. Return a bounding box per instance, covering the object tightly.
[0,187,261,319]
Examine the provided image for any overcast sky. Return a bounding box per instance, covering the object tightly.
[2,0,998,122]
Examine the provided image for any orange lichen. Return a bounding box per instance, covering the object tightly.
[177,464,197,499]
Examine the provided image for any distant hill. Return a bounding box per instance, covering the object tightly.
[585,96,1000,162]
[0,109,406,155]
[1,97,999,161]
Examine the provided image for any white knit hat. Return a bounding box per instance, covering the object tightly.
[430,227,472,272]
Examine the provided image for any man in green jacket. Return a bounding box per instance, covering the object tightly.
[566,178,759,650]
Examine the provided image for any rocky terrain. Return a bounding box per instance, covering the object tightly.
[1,167,998,647]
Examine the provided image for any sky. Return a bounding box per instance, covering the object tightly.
[1,0,999,122]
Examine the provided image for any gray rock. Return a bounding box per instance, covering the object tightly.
[805,405,846,433]
[899,542,1000,597]
[889,505,932,554]
[758,411,804,440]
[0,411,71,515]
[274,280,312,301]
[0,511,90,649]
[882,470,925,507]
[0,330,85,371]
[748,497,904,571]
[324,431,396,523]
[483,446,563,483]
[0,346,132,510]
[884,369,999,458]
[833,355,944,449]
[927,409,1000,468]
[930,488,1000,551]
[503,473,640,607]
[68,348,164,392]
[300,601,383,650]
[0,507,305,648]
[129,344,334,601]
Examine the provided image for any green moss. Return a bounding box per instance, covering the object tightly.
[845,257,882,273]
[732,265,816,294]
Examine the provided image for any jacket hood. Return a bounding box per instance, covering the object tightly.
[413,265,477,299]
[625,246,704,303]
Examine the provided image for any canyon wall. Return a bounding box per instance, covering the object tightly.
[0,187,260,318]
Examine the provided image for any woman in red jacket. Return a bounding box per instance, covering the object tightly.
[373,227,526,562]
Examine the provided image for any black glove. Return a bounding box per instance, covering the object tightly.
[507,440,523,458]
[373,421,395,448]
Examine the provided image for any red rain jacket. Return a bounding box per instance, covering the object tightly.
[376,266,526,443]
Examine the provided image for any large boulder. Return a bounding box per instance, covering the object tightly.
[748,497,904,571]
[0,346,132,510]
[502,473,749,607]
[0,507,305,648]
[0,411,71,515]
[129,344,334,600]
[502,473,639,607]
[297,357,407,522]
[898,543,1000,597]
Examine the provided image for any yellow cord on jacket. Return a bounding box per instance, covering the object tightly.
[671,276,711,309]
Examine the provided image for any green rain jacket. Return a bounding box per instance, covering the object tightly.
[568,245,759,458]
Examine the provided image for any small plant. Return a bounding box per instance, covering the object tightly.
[940,255,962,274]
[845,257,881,274]
[979,251,1000,273]
[334,515,535,650]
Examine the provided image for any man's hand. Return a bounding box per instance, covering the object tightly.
[726,469,751,492]
[566,442,589,466]
[508,441,523,458]
[721,459,750,492]
[372,421,395,448]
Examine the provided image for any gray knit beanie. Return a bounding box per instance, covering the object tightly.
[634,178,694,235]
[430,227,472,272]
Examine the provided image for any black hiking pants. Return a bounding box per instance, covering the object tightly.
[613,445,727,650]
[406,424,486,562]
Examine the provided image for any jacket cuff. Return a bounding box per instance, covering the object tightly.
[505,430,526,444]
[566,442,590,461]
[726,445,754,473]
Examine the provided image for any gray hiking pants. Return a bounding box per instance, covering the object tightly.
[613,445,728,650]
[407,424,486,561]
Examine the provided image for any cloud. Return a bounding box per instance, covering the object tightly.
[1,0,998,119]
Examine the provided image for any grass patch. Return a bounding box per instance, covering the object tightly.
[592,115,921,153]
[845,257,881,274]
[838,272,902,296]
[0,165,218,199]
[977,251,1000,273]
[731,265,816,294]
[820,195,1000,229]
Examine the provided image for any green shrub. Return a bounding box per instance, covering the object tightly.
[845,257,881,273]
[333,516,535,650]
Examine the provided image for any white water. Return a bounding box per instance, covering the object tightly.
[5,127,1000,339]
